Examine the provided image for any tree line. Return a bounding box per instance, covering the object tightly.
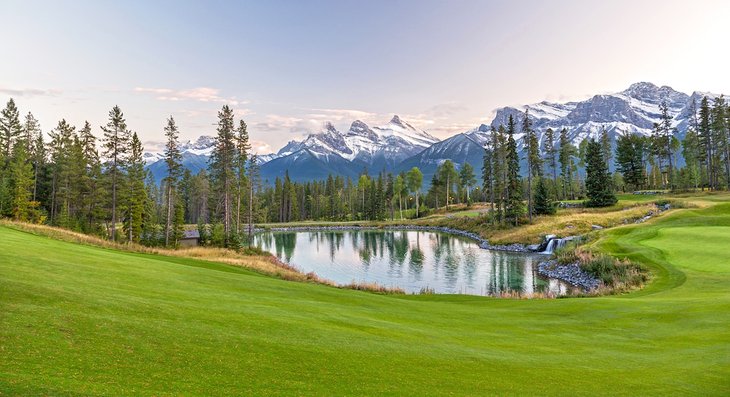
[1,95,729,248]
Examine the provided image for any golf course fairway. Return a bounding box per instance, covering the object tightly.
[1,198,729,395]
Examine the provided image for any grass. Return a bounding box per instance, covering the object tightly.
[1,194,729,395]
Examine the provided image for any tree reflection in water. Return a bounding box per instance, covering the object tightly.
[253,230,571,296]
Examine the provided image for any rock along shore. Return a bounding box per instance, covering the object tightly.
[537,260,600,291]
[254,224,599,290]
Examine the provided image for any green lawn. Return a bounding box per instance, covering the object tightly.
[1,199,729,395]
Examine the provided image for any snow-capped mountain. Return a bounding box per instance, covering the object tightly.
[146,136,216,183]
[258,115,439,181]
[145,82,727,184]
[396,82,725,182]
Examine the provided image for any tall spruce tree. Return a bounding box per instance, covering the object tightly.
[209,105,236,246]
[235,119,250,234]
[9,139,35,221]
[0,98,22,159]
[585,139,617,207]
[543,127,558,194]
[163,116,183,246]
[101,106,130,241]
[558,127,575,199]
[615,133,646,191]
[124,132,147,243]
[505,115,523,225]
[523,110,540,222]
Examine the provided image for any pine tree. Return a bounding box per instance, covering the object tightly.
[558,128,575,200]
[459,162,476,203]
[682,128,702,190]
[698,96,713,189]
[505,115,523,225]
[481,134,493,208]
[47,119,75,225]
[492,125,507,220]
[659,102,675,189]
[209,105,236,246]
[710,97,730,190]
[543,127,558,195]
[615,133,646,191]
[9,139,35,221]
[0,98,23,159]
[124,133,147,243]
[163,116,183,246]
[523,110,540,222]
[235,119,250,234]
[0,98,23,216]
[406,167,423,217]
[246,153,261,246]
[101,106,130,241]
[533,177,555,215]
[585,139,617,207]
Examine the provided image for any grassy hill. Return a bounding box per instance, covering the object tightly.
[1,196,729,395]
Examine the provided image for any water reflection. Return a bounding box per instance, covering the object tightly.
[254,230,570,296]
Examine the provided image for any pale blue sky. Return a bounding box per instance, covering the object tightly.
[2,0,729,153]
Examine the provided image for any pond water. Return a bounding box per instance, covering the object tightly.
[254,229,571,296]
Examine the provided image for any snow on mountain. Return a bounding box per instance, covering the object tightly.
[146,82,726,184]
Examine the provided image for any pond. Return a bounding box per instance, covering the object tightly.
[254,229,572,296]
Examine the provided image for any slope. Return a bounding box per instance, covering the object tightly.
[1,200,729,395]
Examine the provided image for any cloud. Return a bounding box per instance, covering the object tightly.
[250,139,273,154]
[307,108,377,122]
[0,87,62,97]
[134,86,248,106]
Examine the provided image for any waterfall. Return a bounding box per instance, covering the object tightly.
[541,236,572,255]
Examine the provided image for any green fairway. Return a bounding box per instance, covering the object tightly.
[1,200,730,395]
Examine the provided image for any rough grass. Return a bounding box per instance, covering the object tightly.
[556,244,649,293]
[1,193,729,395]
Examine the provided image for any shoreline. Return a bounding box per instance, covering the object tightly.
[252,224,599,292]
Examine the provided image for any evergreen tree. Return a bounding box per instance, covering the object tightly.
[481,134,493,207]
[246,153,261,246]
[600,127,612,165]
[615,133,646,191]
[710,97,730,189]
[585,139,617,207]
[523,110,540,222]
[505,115,523,225]
[698,96,713,189]
[123,133,147,243]
[558,128,575,199]
[543,127,558,194]
[234,119,250,234]
[101,106,130,241]
[209,105,236,246]
[163,116,183,246]
[533,177,555,215]
[0,98,23,159]
[9,139,36,221]
[682,128,702,190]
[47,119,75,225]
[659,102,676,189]
[492,125,507,220]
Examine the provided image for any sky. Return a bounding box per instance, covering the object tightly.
[2,0,730,154]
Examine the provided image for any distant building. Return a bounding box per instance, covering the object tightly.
[179,230,200,247]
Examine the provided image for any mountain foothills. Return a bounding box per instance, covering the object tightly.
[1,81,730,247]
[143,82,725,183]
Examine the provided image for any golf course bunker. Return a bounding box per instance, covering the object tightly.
[254,229,572,296]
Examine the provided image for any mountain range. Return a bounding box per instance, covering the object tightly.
[144,82,726,184]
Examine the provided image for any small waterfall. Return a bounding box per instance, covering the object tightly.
[541,236,572,255]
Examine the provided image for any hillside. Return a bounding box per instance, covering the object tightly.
[2,196,729,395]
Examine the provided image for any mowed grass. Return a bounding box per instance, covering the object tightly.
[1,198,730,395]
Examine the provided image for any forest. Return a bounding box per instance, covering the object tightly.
[0,95,729,248]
